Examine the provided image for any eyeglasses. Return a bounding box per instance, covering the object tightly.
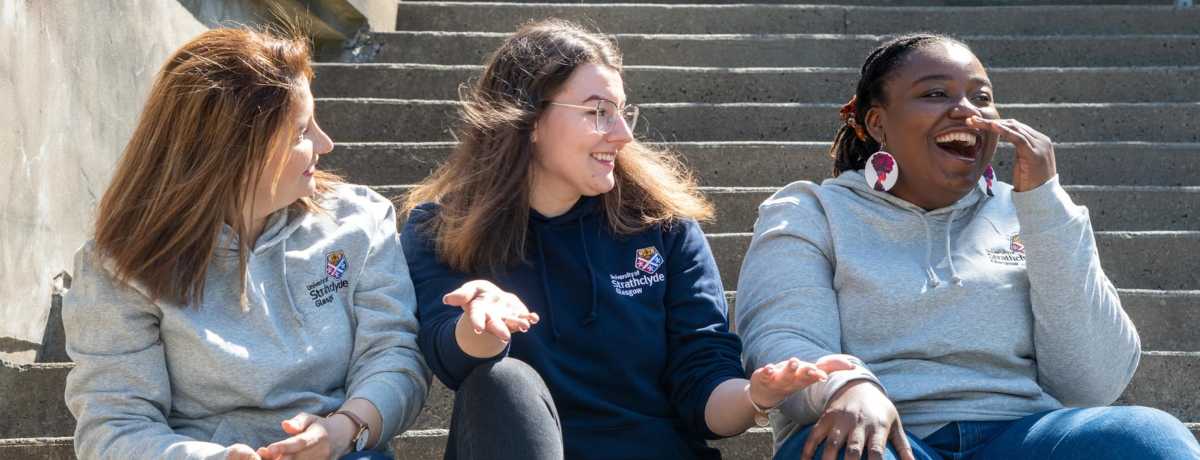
[546,100,639,134]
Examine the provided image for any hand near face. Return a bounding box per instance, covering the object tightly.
[444,280,539,342]
[748,355,857,409]
[967,116,1057,192]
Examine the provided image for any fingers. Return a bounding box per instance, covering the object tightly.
[264,429,324,458]
[890,421,917,460]
[844,425,868,460]
[815,355,858,374]
[866,426,889,460]
[485,313,511,342]
[442,280,492,307]
[966,116,1032,149]
[282,413,318,435]
[821,423,848,460]
[800,418,832,460]
[227,444,261,460]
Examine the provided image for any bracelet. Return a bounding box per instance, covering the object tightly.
[744,383,778,427]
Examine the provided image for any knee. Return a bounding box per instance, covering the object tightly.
[1067,406,1199,455]
[459,358,548,402]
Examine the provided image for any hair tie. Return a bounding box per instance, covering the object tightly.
[839,96,868,141]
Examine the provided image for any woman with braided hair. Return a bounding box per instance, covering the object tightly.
[736,33,1200,460]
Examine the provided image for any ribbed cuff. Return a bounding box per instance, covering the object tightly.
[1012,175,1084,232]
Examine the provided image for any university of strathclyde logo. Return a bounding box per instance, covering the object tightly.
[1010,233,1025,254]
[634,246,664,274]
[325,250,348,279]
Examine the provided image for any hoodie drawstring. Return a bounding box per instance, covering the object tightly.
[944,208,963,286]
[579,221,598,325]
[532,227,561,340]
[917,213,943,288]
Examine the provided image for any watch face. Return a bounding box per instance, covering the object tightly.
[355,429,370,451]
[754,412,770,428]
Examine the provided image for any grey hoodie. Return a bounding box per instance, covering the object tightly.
[63,185,430,460]
[735,171,1139,449]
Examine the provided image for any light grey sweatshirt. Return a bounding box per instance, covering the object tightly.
[63,185,431,460]
[735,171,1139,449]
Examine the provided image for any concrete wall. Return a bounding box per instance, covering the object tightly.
[0,0,209,356]
[0,0,383,360]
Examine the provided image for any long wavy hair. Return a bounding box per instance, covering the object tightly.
[94,27,340,307]
[403,19,712,274]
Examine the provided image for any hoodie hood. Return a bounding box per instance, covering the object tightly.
[216,206,305,254]
[826,169,993,287]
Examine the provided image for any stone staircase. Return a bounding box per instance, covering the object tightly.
[3,1,1198,459]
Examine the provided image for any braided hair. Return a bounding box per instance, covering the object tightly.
[831,33,970,176]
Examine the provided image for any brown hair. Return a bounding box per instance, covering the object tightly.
[403,19,712,274]
[94,27,339,306]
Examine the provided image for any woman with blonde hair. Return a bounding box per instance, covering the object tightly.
[63,28,428,460]
[401,19,854,460]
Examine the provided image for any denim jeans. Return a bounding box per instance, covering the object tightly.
[774,406,1200,459]
[338,450,392,460]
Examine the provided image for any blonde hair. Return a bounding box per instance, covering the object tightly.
[94,27,339,306]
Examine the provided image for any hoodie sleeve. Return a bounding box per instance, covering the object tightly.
[401,206,509,390]
[344,193,433,444]
[1011,175,1140,405]
[661,220,747,440]
[63,246,234,460]
[735,184,881,428]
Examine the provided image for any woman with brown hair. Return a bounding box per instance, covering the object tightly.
[62,28,429,460]
[401,19,853,460]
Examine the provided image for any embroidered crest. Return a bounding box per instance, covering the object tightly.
[325,250,348,279]
[634,246,664,274]
[1009,233,1024,254]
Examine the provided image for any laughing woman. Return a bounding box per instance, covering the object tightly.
[401,19,853,460]
[736,33,1200,460]
[63,29,429,460]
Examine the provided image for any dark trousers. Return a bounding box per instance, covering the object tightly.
[445,358,564,460]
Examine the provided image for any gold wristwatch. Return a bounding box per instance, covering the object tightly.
[332,410,371,452]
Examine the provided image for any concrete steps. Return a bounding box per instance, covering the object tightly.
[377,185,1199,232]
[7,341,1200,437]
[445,0,1178,5]
[10,1,1198,458]
[709,231,1200,291]
[316,99,1200,142]
[369,32,1200,67]
[312,64,1200,103]
[394,4,1200,35]
[321,142,1200,187]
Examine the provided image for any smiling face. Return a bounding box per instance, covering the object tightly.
[864,41,1000,210]
[250,79,334,218]
[529,63,634,216]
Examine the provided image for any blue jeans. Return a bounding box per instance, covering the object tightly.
[338,451,392,460]
[774,406,1200,459]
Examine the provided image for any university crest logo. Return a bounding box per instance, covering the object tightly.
[1009,234,1025,255]
[634,246,664,274]
[326,250,348,279]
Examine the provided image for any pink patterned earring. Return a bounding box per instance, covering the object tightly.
[865,145,899,192]
[983,164,995,197]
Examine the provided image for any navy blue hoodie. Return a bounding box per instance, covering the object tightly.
[402,197,745,460]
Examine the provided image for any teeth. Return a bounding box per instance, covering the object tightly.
[591,152,616,162]
[935,132,977,146]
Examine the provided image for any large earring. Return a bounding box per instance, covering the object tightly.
[982,164,995,197]
[865,146,899,192]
